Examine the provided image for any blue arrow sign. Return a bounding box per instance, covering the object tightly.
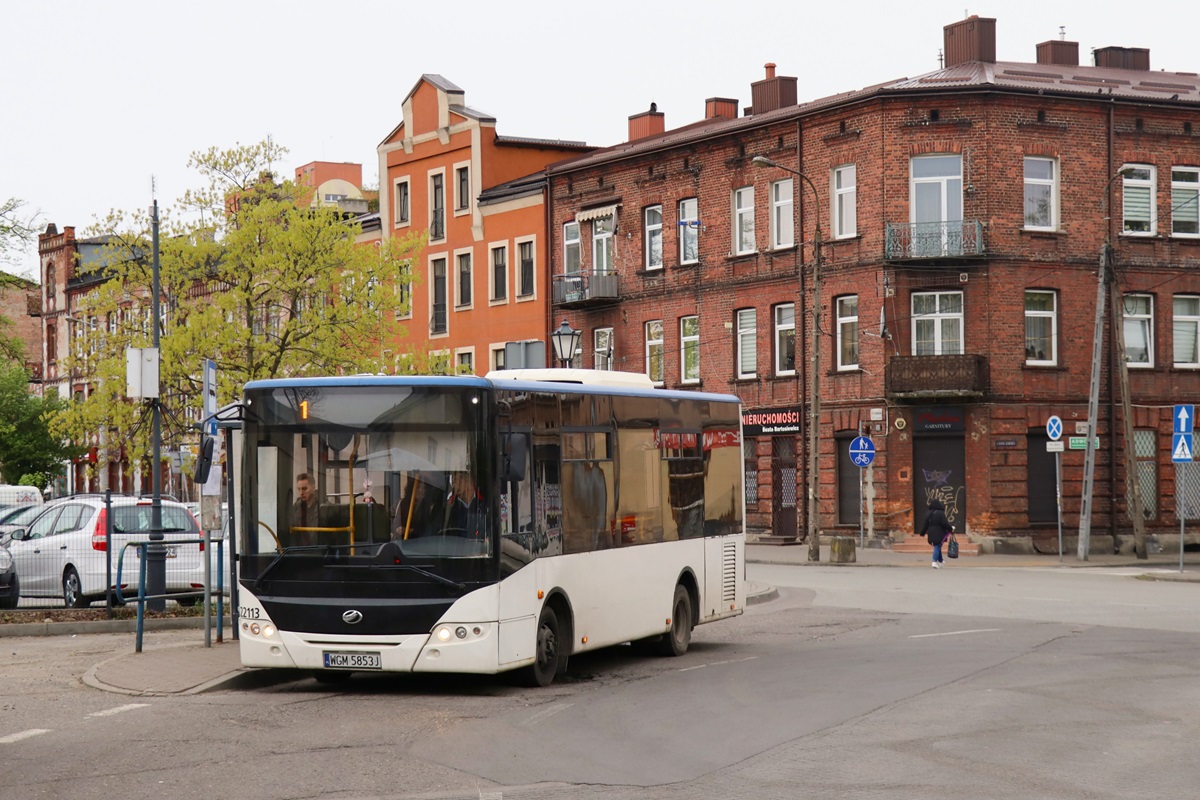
[1175,405,1194,434]
[1046,415,1063,441]
[849,436,876,468]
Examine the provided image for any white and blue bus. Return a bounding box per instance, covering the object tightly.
[235,369,745,686]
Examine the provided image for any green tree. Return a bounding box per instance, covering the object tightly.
[51,139,425,466]
[0,362,81,485]
[0,196,39,270]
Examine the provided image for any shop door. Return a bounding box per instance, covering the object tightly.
[1026,431,1057,524]
[913,435,966,532]
[771,436,798,538]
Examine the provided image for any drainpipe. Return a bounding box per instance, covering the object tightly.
[797,118,809,543]
[1106,104,1118,546]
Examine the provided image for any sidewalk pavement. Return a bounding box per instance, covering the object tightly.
[19,543,1199,698]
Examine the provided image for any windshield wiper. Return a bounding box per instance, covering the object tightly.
[251,544,328,592]
[384,563,466,592]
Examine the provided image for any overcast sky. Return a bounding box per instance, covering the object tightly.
[3,0,1194,280]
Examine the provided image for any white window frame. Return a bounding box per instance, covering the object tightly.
[453,161,471,216]
[489,242,508,304]
[1123,293,1154,367]
[836,295,859,371]
[392,176,411,228]
[833,164,857,239]
[1122,164,1157,236]
[515,236,536,301]
[645,320,664,385]
[733,187,755,255]
[564,222,581,274]
[594,327,614,370]
[645,205,663,270]
[770,179,794,249]
[1024,290,1057,366]
[1171,167,1200,238]
[490,344,506,372]
[680,315,700,384]
[428,169,446,241]
[774,303,795,376]
[429,255,448,338]
[678,198,699,265]
[453,248,473,310]
[1023,156,1058,231]
[455,347,475,375]
[592,216,614,274]
[394,260,412,320]
[1173,295,1200,368]
[736,308,757,379]
[911,291,964,356]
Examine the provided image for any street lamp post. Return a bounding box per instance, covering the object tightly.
[550,319,581,368]
[753,155,824,562]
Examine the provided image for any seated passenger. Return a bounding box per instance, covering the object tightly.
[392,472,446,539]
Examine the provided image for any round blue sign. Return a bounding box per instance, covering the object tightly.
[1046,415,1063,441]
[849,436,876,468]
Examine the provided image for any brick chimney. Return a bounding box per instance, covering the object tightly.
[748,63,797,115]
[628,102,666,141]
[943,16,996,67]
[705,97,739,120]
[1036,39,1079,67]
[1094,46,1150,70]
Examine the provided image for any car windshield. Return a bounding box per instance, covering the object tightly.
[239,384,494,589]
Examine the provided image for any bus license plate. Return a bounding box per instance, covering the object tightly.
[323,651,382,670]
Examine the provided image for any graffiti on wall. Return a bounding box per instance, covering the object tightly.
[921,467,964,527]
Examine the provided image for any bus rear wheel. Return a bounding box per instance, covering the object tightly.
[655,584,693,657]
[522,605,561,687]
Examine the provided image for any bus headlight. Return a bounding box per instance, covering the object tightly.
[436,626,451,641]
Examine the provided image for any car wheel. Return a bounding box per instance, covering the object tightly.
[654,584,693,657]
[521,604,561,687]
[63,566,91,609]
[0,574,17,610]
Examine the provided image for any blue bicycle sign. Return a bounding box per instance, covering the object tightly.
[849,436,876,468]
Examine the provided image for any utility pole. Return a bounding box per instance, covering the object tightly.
[146,199,166,611]
[807,226,823,562]
[1078,244,1107,560]
[1110,269,1148,558]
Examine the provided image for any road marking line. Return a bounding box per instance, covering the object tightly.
[520,703,571,727]
[681,655,758,672]
[87,703,149,718]
[909,628,1001,639]
[0,729,50,744]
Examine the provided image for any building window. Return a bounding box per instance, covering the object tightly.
[679,198,699,264]
[736,308,756,379]
[770,179,793,249]
[46,322,57,364]
[456,350,473,374]
[734,187,755,255]
[1172,167,1200,236]
[1024,157,1058,230]
[1174,295,1200,367]
[912,291,963,356]
[837,295,859,370]
[1024,290,1057,365]
[774,303,795,375]
[681,315,700,383]
[456,252,472,307]
[1122,164,1156,235]
[646,320,664,385]
[395,261,411,319]
[430,174,445,240]
[491,245,507,301]
[911,155,963,256]
[594,327,613,370]
[492,346,506,371]
[644,205,663,270]
[455,165,470,212]
[564,222,581,273]
[517,240,534,298]
[394,178,410,226]
[430,258,447,335]
[1123,293,1154,366]
[744,449,759,505]
[833,164,857,239]
[1132,428,1157,521]
[592,216,614,274]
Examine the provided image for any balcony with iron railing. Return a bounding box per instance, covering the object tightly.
[430,302,447,335]
[430,208,445,241]
[885,220,985,262]
[552,271,620,308]
[885,354,987,399]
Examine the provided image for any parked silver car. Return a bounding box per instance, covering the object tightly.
[6,496,211,608]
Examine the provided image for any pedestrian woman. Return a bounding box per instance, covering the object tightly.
[921,498,954,569]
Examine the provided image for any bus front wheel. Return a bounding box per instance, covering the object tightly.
[522,605,561,687]
[655,584,693,657]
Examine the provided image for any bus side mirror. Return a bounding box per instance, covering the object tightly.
[194,435,215,484]
[503,433,527,482]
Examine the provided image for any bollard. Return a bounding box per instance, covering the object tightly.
[830,536,857,563]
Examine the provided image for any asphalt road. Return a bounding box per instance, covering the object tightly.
[1,564,1197,799]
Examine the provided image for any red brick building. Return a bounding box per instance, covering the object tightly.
[546,17,1200,553]
[0,269,41,382]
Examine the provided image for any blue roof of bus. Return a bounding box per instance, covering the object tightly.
[243,374,740,404]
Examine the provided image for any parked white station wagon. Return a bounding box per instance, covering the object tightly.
[6,496,208,607]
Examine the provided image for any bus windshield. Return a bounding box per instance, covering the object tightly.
[239,384,493,588]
